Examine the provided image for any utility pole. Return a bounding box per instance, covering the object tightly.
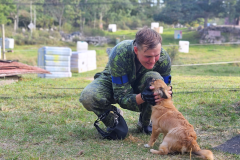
[30,1,33,36]
[1,24,6,60]
[34,4,36,30]
[28,1,35,34]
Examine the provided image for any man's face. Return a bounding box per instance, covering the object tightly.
[134,43,161,70]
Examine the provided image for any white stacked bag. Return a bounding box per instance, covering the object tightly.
[71,50,97,73]
[71,41,97,73]
[38,46,72,78]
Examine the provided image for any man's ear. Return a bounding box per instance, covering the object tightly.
[134,46,138,55]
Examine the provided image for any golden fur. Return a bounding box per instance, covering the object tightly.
[144,79,214,160]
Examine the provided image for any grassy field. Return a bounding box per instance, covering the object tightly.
[1,29,240,159]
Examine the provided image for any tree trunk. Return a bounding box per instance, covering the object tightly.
[94,12,96,29]
[13,4,19,33]
[1,24,6,60]
[59,18,62,30]
[82,17,85,31]
[80,16,82,33]
[236,16,240,25]
[14,16,17,32]
[58,4,65,31]
[82,0,87,31]
[204,16,208,28]
[99,12,103,30]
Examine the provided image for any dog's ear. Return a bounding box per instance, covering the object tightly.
[145,78,155,86]
[159,87,168,99]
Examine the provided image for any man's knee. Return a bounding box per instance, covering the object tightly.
[79,88,95,111]
[80,86,110,111]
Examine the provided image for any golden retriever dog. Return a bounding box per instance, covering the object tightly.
[144,79,214,160]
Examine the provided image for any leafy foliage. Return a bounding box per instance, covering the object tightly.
[0,0,15,24]
[1,0,240,35]
[166,45,179,64]
[154,0,226,27]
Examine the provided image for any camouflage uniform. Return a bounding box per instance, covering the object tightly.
[79,40,171,127]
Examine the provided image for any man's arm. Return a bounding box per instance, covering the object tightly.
[109,41,141,111]
[136,93,144,105]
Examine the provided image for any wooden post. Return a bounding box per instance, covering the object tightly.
[1,24,6,60]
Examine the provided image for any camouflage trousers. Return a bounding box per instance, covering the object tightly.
[79,71,163,127]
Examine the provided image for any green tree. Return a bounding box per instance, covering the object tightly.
[43,0,68,30]
[106,0,133,29]
[223,0,240,25]
[0,0,15,24]
[94,0,112,30]
[64,0,82,31]
[153,0,184,25]
[37,1,55,28]
[79,0,93,32]
[154,0,226,27]
[235,0,240,24]
[9,0,21,32]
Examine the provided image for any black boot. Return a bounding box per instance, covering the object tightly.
[137,113,152,135]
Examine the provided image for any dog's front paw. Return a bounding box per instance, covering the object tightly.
[144,144,150,148]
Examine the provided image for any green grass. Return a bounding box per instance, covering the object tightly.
[162,28,200,45]
[1,30,240,159]
[105,28,200,45]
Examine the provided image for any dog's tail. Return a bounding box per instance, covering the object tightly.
[193,149,214,160]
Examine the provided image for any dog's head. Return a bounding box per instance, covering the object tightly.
[149,78,171,99]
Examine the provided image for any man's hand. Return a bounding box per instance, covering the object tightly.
[141,83,156,105]
[151,85,172,103]
[140,83,173,105]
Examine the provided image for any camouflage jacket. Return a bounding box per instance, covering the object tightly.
[95,40,171,110]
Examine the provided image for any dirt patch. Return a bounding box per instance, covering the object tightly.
[213,134,240,154]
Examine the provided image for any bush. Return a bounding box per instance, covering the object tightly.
[49,31,62,41]
[14,34,26,45]
[35,37,49,45]
[32,30,40,39]
[118,23,130,30]
[83,28,105,36]
[72,37,81,43]
[24,36,37,45]
[62,23,73,32]
[38,30,50,38]
[125,17,143,30]
[166,45,179,64]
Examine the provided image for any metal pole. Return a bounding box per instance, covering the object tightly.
[30,1,33,36]
[1,24,6,60]
[34,5,36,30]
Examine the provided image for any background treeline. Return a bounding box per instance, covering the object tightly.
[0,0,240,45]
[1,0,167,33]
[1,0,240,31]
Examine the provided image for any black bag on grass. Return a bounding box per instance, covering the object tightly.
[94,109,128,140]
